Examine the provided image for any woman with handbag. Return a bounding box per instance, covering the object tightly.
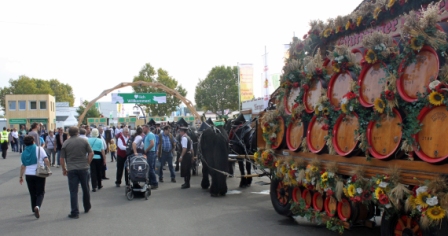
[88,128,105,192]
[19,135,50,219]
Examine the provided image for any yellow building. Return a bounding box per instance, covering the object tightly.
[5,94,56,130]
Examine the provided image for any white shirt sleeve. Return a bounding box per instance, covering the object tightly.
[181,136,188,148]
[38,146,48,159]
[117,136,127,150]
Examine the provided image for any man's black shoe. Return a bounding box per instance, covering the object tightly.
[171,178,176,183]
[92,188,97,192]
[181,184,190,189]
[102,177,109,180]
[151,185,158,189]
[159,179,164,182]
[85,207,91,213]
[68,214,79,219]
[98,186,103,190]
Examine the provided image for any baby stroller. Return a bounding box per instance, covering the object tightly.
[125,154,151,200]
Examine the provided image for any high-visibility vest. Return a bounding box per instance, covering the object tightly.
[1,131,8,143]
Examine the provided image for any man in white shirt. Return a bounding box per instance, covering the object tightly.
[11,128,19,152]
[115,127,129,187]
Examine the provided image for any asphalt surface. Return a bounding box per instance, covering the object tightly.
[0,151,381,236]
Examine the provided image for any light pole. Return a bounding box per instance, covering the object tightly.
[133,104,146,125]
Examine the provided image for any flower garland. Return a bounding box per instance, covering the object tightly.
[254,149,276,169]
[260,110,281,147]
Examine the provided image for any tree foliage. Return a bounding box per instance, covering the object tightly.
[0,75,75,113]
[76,100,102,125]
[195,65,239,114]
[132,63,187,117]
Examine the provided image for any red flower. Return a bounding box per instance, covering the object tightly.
[302,84,309,91]
[436,83,446,93]
[315,68,323,75]
[362,191,372,201]
[350,23,356,30]
[326,189,334,196]
[270,137,276,143]
[292,82,299,88]
[378,194,389,205]
[307,185,314,191]
[385,90,394,100]
[303,34,308,39]
[301,72,307,77]
[352,175,358,182]
[264,122,269,127]
[399,0,406,5]
[343,91,357,100]
[293,103,299,109]
[353,196,362,203]
[322,124,329,131]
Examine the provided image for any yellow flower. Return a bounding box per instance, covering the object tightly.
[376,179,381,185]
[347,184,356,197]
[356,16,363,27]
[407,195,417,210]
[323,28,332,38]
[373,7,382,20]
[314,106,321,115]
[333,63,341,73]
[365,49,377,64]
[341,103,348,113]
[375,187,385,199]
[345,21,351,31]
[427,206,446,221]
[323,107,330,116]
[305,171,311,181]
[311,165,318,172]
[290,163,296,170]
[410,37,424,51]
[343,187,348,197]
[429,91,444,106]
[374,98,385,113]
[274,160,279,167]
[387,0,396,9]
[254,152,259,161]
[321,172,328,182]
[415,192,429,208]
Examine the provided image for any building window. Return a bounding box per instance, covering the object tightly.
[19,101,26,110]
[8,101,16,110]
[40,101,47,110]
[30,101,37,110]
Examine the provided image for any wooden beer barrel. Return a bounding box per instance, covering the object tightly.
[286,119,306,151]
[337,198,353,221]
[358,63,387,107]
[284,87,301,115]
[312,192,325,212]
[292,187,303,203]
[303,79,324,113]
[306,116,328,153]
[327,72,355,109]
[397,45,439,102]
[367,108,403,159]
[332,113,360,156]
[302,189,313,209]
[324,195,338,217]
[271,116,285,150]
[414,106,448,163]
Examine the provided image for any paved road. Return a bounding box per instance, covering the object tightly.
[0,151,381,236]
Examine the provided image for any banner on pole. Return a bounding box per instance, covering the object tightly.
[239,64,254,102]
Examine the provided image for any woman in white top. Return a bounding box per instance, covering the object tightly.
[19,135,50,219]
[45,131,57,166]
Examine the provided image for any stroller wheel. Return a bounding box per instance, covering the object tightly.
[125,185,131,195]
[145,189,151,200]
[126,191,134,201]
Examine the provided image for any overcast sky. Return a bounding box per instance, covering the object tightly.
[0,0,360,108]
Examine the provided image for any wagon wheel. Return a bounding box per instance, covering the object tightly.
[270,178,292,216]
[394,215,422,236]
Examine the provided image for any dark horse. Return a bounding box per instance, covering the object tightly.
[226,114,257,188]
[198,122,229,197]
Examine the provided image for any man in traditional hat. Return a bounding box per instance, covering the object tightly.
[178,127,193,189]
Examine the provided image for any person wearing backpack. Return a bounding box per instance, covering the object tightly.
[115,128,130,187]
[158,126,176,183]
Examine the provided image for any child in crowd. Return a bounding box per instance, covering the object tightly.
[109,139,117,162]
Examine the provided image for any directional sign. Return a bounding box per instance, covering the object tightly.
[118,117,137,123]
[174,116,195,122]
[87,118,107,124]
[111,93,167,104]
[9,118,27,124]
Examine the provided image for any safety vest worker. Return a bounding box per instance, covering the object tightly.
[1,130,8,143]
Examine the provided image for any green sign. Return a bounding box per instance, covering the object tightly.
[111,93,167,104]
[9,119,27,124]
[175,116,195,122]
[147,117,166,122]
[118,117,137,123]
[87,118,107,124]
[30,119,48,124]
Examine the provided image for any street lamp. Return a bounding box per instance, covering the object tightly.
[133,104,146,125]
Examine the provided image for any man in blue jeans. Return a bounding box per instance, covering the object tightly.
[157,126,176,183]
[143,125,158,189]
[60,126,94,219]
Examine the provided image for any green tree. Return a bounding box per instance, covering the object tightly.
[132,63,187,117]
[195,65,239,114]
[0,75,75,113]
[76,100,102,125]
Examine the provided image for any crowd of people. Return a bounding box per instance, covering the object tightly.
[14,122,194,219]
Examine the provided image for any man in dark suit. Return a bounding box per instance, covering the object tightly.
[55,127,68,168]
